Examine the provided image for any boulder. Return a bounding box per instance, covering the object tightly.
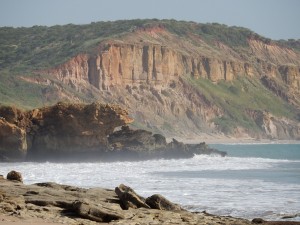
[115,184,150,209]
[72,200,124,222]
[7,170,23,183]
[146,194,182,211]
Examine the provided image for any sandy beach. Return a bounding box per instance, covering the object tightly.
[169,133,300,145]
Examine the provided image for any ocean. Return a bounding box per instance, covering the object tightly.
[1,144,299,221]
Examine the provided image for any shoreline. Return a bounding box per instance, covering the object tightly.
[1,176,300,225]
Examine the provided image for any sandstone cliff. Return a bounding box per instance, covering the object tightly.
[43,32,300,94]
[1,20,300,140]
[39,27,300,140]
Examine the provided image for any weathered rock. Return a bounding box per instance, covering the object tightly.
[0,103,133,161]
[185,141,227,157]
[3,177,295,225]
[115,184,150,209]
[108,126,226,159]
[108,125,167,153]
[0,105,31,130]
[27,102,133,160]
[247,109,300,140]
[72,200,124,222]
[252,218,300,225]
[0,103,227,161]
[0,118,27,161]
[146,194,182,211]
[6,170,23,183]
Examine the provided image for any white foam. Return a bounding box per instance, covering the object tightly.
[1,155,299,221]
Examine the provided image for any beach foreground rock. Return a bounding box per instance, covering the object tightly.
[6,170,23,183]
[1,173,298,225]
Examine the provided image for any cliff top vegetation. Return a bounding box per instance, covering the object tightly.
[2,19,295,72]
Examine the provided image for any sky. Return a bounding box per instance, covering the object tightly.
[0,0,299,40]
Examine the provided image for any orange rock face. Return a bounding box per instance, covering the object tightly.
[44,41,300,93]
[45,43,257,91]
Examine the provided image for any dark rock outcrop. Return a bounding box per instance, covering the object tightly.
[0,104,225,161]
[27,102,133,160]
[0,103,133,161]
[108,126,226,159]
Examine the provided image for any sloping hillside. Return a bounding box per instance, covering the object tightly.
[0,19,299,140]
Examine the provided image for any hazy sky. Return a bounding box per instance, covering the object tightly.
[0,0,299,40]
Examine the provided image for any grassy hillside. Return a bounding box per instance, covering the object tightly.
[185,76,298,133]
[0,19,272,72]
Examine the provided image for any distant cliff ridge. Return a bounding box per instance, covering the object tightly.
[0,20,299,139]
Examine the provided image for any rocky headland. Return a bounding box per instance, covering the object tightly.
[1,20,300,140]
[1,172,299,225]
[0,102,225,162]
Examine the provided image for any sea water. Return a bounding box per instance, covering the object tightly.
[1,144,299,221]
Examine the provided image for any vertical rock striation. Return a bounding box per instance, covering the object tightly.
[44,43,257,90]
[44,42,300,94]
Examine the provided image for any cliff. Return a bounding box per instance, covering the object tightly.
[0,103,225,161]
[43,41,300,91]
[0,103,133,160]
[40,28,300,139]
[1,20,300,140]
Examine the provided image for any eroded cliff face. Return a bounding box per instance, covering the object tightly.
[28,102,133,158]
[45,43,253,89]
[43,40,300,95]
[0,103,133,160]
[278,65,300,91]
[249,39,300,66]
[246,110,300,140]
[36,28,300,140]
[0,118,27,160]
